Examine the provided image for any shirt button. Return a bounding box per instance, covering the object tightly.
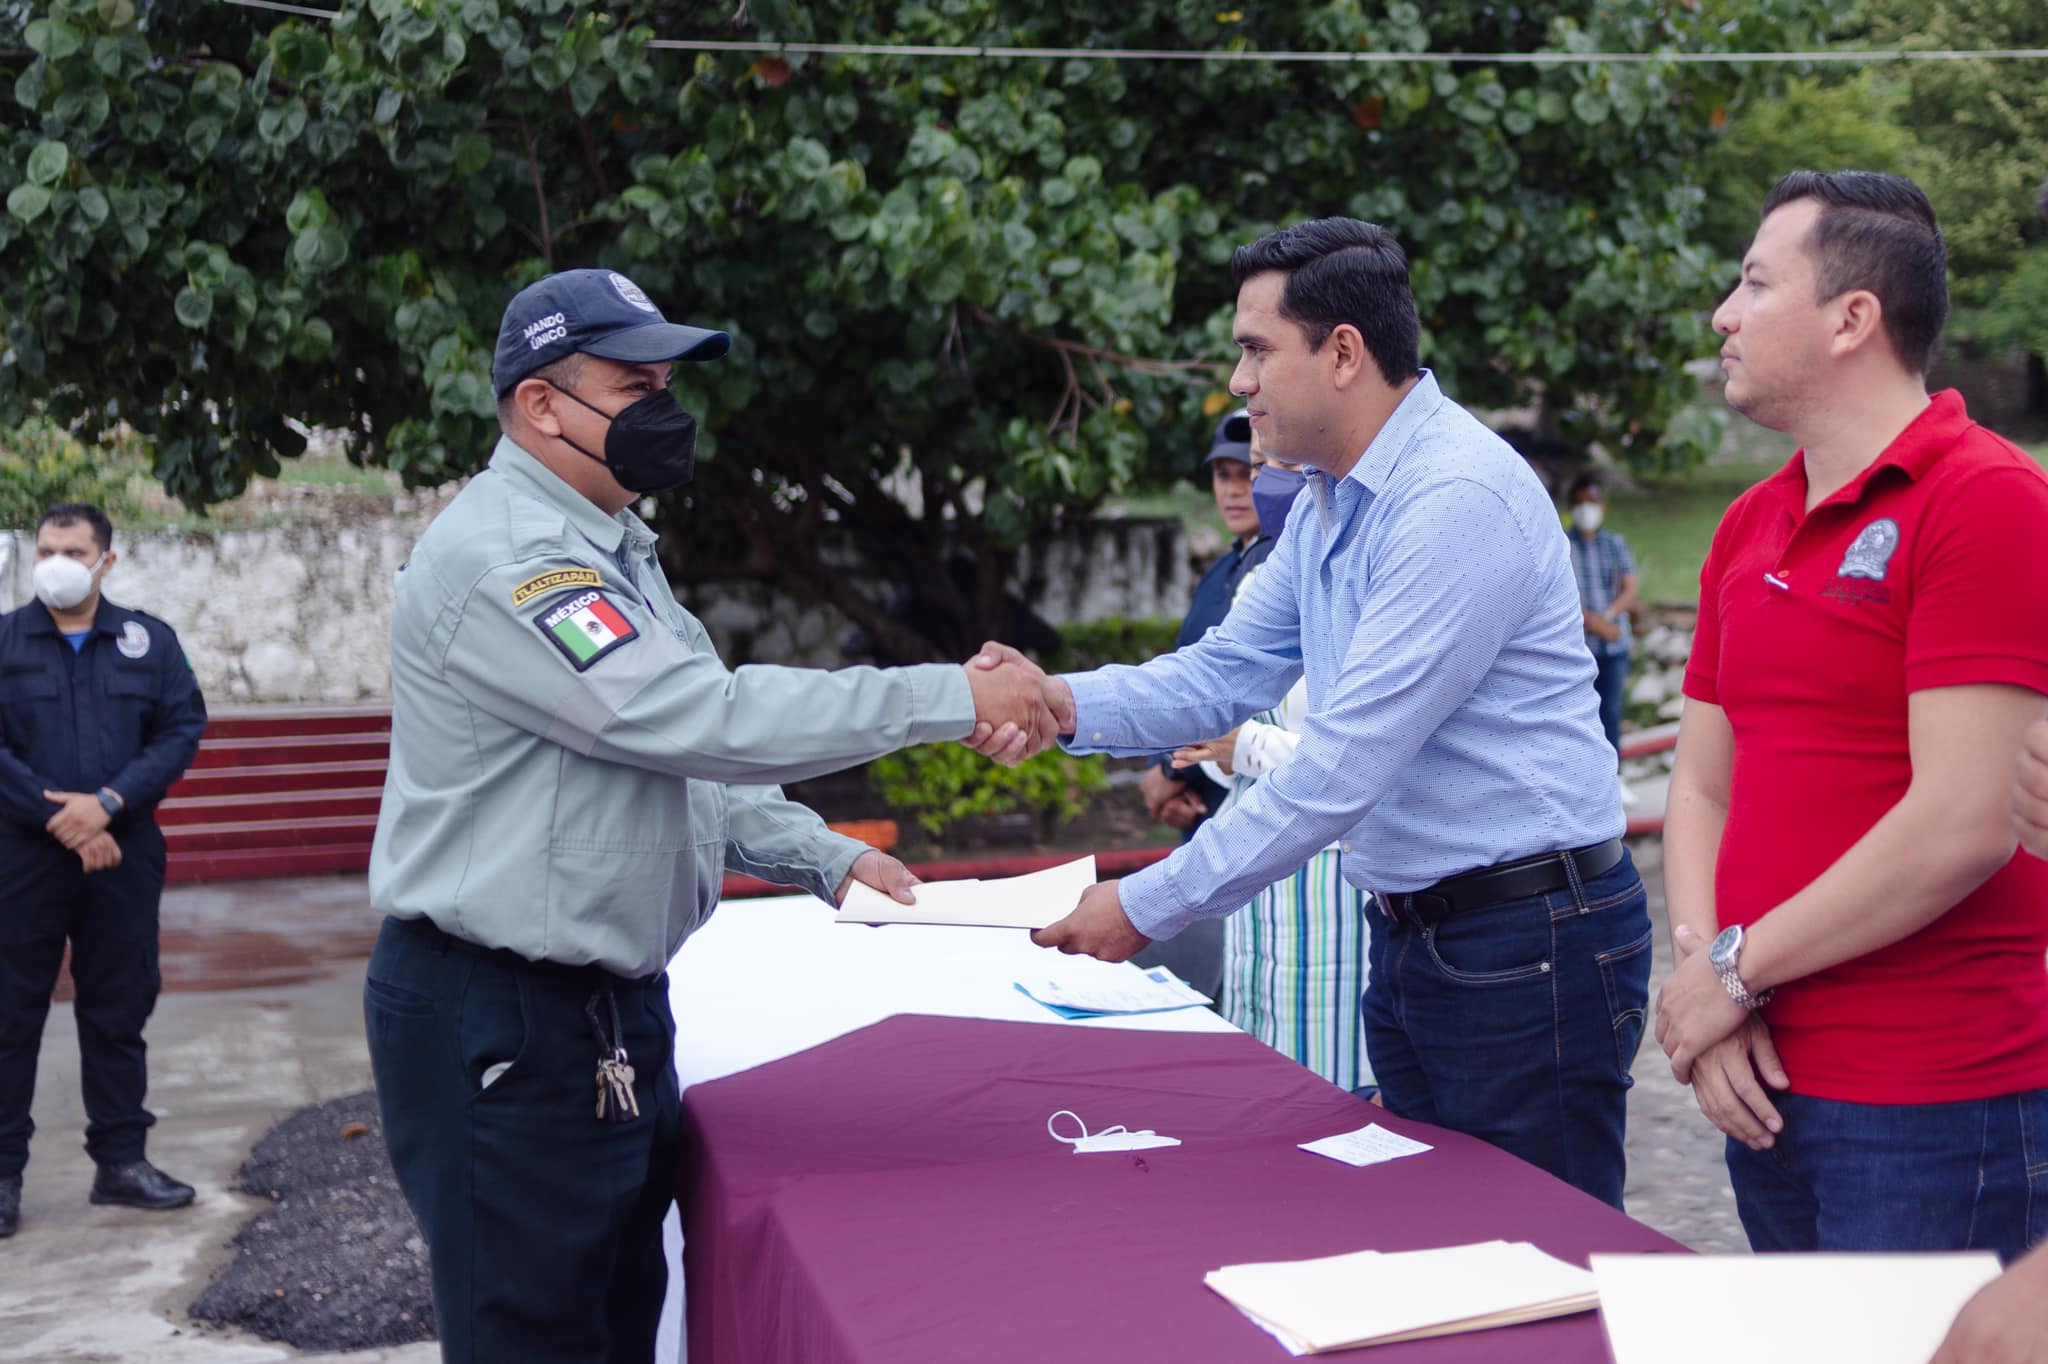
[1091,731,1103,743]
[1340,841,1353,853]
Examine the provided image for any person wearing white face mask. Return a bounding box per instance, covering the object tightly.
[0,503,207,1239]
[1565,474,1639,758]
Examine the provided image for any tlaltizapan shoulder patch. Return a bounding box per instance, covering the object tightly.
[534,589,639,670]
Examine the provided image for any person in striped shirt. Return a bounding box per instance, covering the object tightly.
[1170,443,1373,1095]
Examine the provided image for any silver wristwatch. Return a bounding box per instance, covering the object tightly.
[1707,924,1773,1010]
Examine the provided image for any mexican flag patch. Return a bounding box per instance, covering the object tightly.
[534,590,639,670]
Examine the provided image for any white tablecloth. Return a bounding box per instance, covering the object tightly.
[656,893,1238,1361]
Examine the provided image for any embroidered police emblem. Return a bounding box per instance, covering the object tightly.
[608,272,658,314]
[1838,518,1900,582]
[116,621,150,659]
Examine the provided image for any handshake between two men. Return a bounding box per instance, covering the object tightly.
[955,643,1154,964]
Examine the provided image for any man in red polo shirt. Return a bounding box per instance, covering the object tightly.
[1653,169,2048,1258]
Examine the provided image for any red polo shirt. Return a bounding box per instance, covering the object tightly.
[1683,390,2048,1104]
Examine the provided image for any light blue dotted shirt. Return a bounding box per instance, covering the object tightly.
[1062,371,1624,941]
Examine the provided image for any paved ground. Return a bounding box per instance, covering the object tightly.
[0,847,1746,1360]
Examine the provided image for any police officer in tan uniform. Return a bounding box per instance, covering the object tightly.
[365,269,1055,1363]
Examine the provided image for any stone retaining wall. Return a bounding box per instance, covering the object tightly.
[0,513,1192,702]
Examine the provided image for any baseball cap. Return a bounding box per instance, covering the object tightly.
[491,268,731,397]
[1202,409,1253,467]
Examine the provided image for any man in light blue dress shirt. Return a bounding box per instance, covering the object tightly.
[976,219,1650,1207]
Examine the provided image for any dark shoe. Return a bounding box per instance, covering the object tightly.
[89,1160,194,1211]
[0,1174,18,1236]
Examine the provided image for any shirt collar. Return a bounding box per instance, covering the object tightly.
[488,436,658,556]
[1762,389,1971,519]
[21,598,130,637]
[1343,369,1446,496]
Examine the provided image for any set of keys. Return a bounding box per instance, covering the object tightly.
[584,989,641,1124]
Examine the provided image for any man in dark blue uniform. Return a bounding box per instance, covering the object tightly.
[1132,412,1276,997]
[0,503,206,1238]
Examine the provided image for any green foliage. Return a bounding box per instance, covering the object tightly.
[868,744,1108,842]
[1043,616,1183,673]
[0,417,134,530]
[1869,0,2048,309]
[1980,244,2048,362]
[0,0,1835,657]
[1696,72,1914,267]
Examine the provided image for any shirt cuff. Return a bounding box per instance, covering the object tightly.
[1060,671,1119,751]
[907,663,978,743]
[1119,854,1196,941]
[812,833,870,908]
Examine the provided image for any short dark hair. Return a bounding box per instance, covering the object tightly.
[1567,473,1604,502]
[1230,218,1421,385]
[495,352,587,428]
[1759,170,1948,376]
[38,502,112,552]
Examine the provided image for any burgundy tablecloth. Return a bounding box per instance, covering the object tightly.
[680,1014,1683,1363]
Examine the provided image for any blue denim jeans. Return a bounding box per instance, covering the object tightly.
[1363,848,1651,1210]
[1591,648,1630,756]
[1724,1088,2048,1260]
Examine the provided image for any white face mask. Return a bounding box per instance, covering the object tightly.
[1571,502,1604,533]
[32,552,103,611]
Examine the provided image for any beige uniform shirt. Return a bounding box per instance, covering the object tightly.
[369,437,974,977]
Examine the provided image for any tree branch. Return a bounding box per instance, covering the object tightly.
[575,113,611,200]
[516,114,554,271]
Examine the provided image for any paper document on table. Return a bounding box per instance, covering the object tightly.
[1206,1239,1597,1355]
[834,856,1095,930]
[1015,961,1211,1017]
[1593,1252,2000,1364]
[1297,1122,1433,1168]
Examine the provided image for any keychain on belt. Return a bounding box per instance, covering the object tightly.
[584,989,640,1124]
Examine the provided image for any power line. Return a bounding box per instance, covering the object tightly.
[211,3,2048,66]
[218,0,341,17]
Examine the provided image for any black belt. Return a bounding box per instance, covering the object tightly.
[393,915,665,991]
[1375,839,1625,928]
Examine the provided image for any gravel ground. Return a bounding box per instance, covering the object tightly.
[1622,841,1752,1253]
[188,1093,435,1352]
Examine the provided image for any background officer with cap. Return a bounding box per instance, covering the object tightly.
[0,502,205,1238]
[365,267,1055,1362]
[1130,410,1274,998]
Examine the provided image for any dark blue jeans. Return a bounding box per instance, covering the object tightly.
[1363,849,1651,1210]
[1725,1088,2048,1260]
[1591,648,1630,756]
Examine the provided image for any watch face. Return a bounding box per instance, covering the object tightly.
[1708,925,1740,970]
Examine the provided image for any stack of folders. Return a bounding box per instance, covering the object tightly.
[1205,1240,1598,1356]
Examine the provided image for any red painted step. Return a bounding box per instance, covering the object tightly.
[171,760,390,798]
[196,704,392,741]
[184,733,393,770]
[164,814,380,853]
[156,788,384,826]
[166,844,377,886]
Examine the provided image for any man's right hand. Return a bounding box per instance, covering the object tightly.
[1157,788,1206,831]
[1584,609,1622,643]
[1138,764,1186,821]
[76,832,122,874]
[960,642,1076,766]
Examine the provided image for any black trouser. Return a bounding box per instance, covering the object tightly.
[364,915,682,1364]
[0,828,166,1179]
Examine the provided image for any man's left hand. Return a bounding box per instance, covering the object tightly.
[1654,925,1751,1085]
[1031,879,1150,962]
[43,789,110,850]
[836,848,920,906]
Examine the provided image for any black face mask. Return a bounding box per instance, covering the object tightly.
[548,381,699,493]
